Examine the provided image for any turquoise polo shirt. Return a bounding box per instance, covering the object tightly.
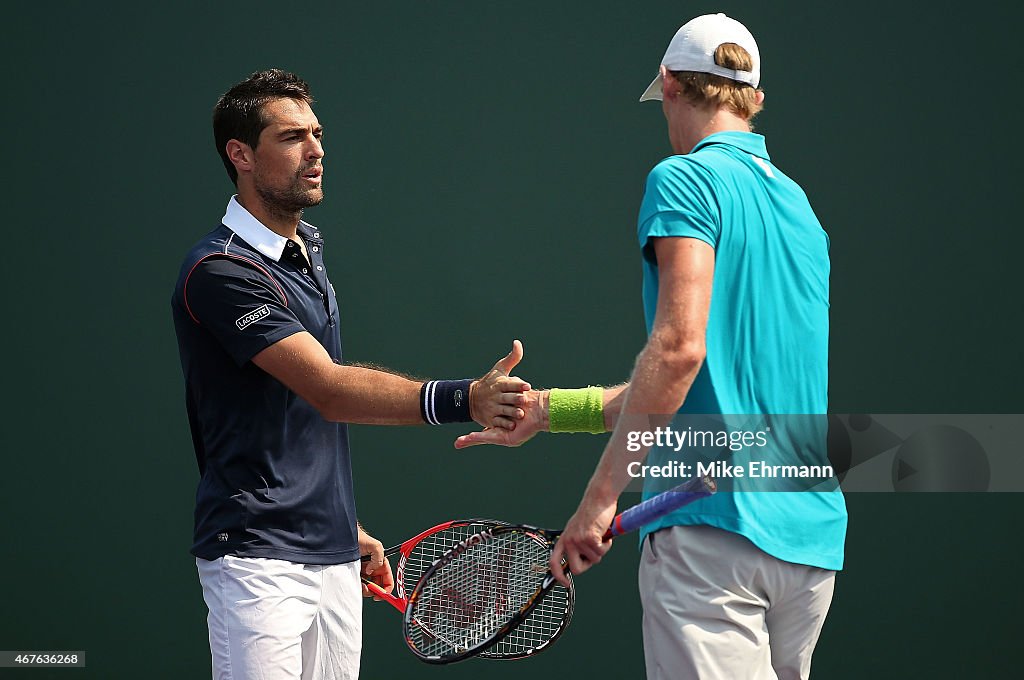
[636,132,847,570]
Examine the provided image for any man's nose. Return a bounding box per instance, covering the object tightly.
[308,136,324,160]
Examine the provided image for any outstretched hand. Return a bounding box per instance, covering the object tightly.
[455,389,547,448]
[469,340,531,430]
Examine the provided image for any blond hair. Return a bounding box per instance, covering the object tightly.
[670,43,763,121]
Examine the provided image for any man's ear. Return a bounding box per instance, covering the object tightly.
[226,139,255,177]
[659,65,679,100]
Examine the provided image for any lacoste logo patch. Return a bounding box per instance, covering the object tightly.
[236,305,270,330]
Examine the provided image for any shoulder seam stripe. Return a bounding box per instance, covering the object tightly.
[183,253,289,325]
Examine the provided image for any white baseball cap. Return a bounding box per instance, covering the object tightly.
[639,13,761,102]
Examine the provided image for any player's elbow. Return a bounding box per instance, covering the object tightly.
[303,388,338,421]
[299,375,350,422]
[649,336,705,376]
[310,387,366,423]
[665,344,706,376]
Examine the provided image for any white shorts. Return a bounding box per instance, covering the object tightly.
[639,525,836,680]
[196,555,362,680]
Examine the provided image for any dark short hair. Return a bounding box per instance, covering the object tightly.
[213,69,314,185]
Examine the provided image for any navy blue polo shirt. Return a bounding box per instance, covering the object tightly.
[171,196,359,565]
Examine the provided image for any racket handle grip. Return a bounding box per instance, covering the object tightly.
[603,475,716,539]
[362,579,406,614]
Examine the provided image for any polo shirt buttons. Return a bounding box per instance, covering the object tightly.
[312,246,319,253]
[317,266,323,271]
[313,232,320,238]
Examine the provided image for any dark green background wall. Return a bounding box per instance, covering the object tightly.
[1,1,1020,678]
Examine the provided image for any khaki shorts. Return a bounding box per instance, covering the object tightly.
[639,525,836,680]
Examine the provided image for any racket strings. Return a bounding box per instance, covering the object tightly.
[400,523,492,598]
[407,531,550,658]
[483,580,570,656]
[400,523,572,659]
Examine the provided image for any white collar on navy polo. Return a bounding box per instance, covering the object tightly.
[222,195,319,262]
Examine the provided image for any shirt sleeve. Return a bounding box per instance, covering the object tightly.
[183,255,305,366]
[637,157,721,257]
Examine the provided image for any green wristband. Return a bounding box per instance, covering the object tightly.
[548,387,605,434]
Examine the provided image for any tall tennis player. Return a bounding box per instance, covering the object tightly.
[457,14,847,680]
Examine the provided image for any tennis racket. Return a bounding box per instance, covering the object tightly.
[360,519,575,660]
[403,474,716,664]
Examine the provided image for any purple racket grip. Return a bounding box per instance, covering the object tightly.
[604,475,716,539]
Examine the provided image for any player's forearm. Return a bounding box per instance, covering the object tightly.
[252,333,426,425]
[314,364,424,425]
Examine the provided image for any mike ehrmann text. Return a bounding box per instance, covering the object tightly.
[627,460,835,479]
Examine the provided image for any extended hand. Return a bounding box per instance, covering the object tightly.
[358,526,394,599]
[469,340,531,430]
[455,389,547,448]
[549,492,618,587]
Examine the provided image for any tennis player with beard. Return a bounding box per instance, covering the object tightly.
[171,69,529,680]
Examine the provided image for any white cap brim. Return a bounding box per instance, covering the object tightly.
[639,74,662,102]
